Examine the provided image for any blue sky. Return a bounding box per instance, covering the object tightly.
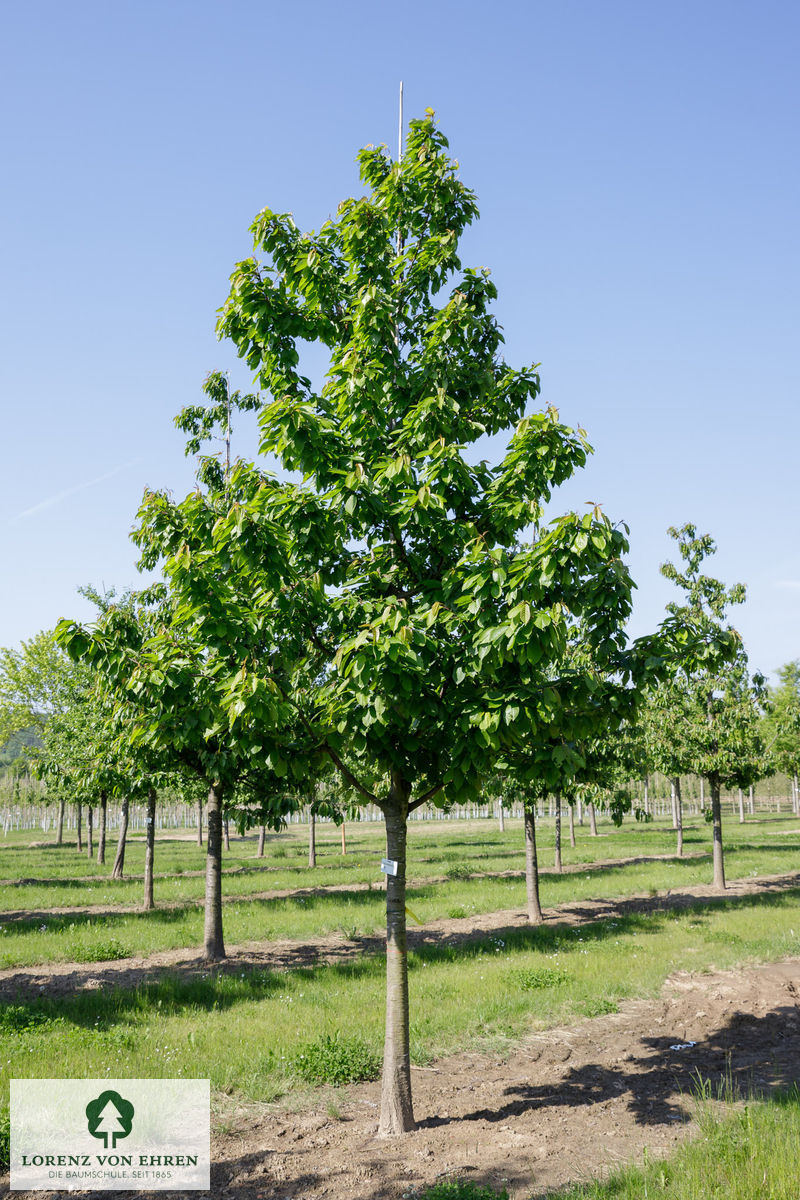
[1,0,798,679]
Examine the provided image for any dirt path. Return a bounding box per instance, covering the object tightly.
[2,867,799,1005]
[6,957,800,1199]
[0,850,708,924]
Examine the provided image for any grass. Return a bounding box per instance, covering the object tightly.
[548,1086,800,1199]
[2,887,800,1109]
[3,812,800,967]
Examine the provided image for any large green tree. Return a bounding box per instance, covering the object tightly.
[152,111,686,1136]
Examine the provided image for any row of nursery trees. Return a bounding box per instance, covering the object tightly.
[2,114,797,1136]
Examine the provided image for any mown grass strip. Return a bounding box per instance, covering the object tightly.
[1,888,799,1110]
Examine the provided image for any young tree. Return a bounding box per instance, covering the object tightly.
[660,524,765,889]
[183,112,679,1135]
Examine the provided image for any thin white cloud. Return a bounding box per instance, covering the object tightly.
[10,459,141,522]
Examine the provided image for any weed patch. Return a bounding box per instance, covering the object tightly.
[287,1033,381,1086]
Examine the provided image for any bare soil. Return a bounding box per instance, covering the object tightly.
[4,869,800,1199]
[5,957,800,1200]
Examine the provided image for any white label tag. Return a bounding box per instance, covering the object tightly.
[380,858,398,876]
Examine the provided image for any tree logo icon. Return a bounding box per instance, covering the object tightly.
[85,1090,135,1149]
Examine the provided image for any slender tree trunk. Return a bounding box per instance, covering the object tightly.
[196,797,203,847]
[524,807,543,924]
[308,810,316,868]
[378,775,414,1136]
[699,777,705,811]
[86,806,93,859]
[738,787,745,824]
[554,794,562,873]
[749,784,755,815]
[203,781,225,961]
[673,777,683,857]
[112,796,129,879]
[223,817,231,852]
[568,801,576,848]
[577,798,584,826]
[97,792,107,865]
[341,821,347,855]
[56,798,65,846]
[793,773,798,815]
[257,824,266,858]
[709,774,726,890]
[643,775,649,818]
[670,780,678,829]
[143,787,156,911]
[497,800,505,832]
[76,802,83,852]
[588,802,598,837]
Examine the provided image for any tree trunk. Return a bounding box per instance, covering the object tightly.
[203,781,226,961]
[308,810,316,868]
[56,798,65,846]
[643,775,649,818]
[196,796,203,847]
[568,801,576,848]
[673,777,683,857]
[709,775,726,890]
[378,775,414,1136]
[497,801,505,833]
[793,773,799,815]
[577,798,583,826]
[748,785,755,815]
[524,807,543,924]
[97,792,107,865]
[554,794,562,873]
[738,787,745,824]
[699,777,705,811]
[341,821,347,855]
[670,780,678,829]
[257,825,266,858]
[76,802,83,852]
[86,805,93,859]
[143,787,156,911]
[112,796,129,879]
[588,802,598,836]
[223,817,231,852]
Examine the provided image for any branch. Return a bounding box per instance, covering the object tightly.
[409,782,442,811]
[323,744,377,803]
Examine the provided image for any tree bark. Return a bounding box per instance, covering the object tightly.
[643,775,649,818]
[223,817,231,852]
[673,777,683,857]
[378,775,414,1136]
[497,801,505,832]
[196,796,203,847]
[86,805,93,859]
[308,809,316,868]
[76,802,83,852]
[143,787,156,910]
[97,792,107,865]
[56,798,65,846]
[524,807,543,924]
[554,794,562,873]
[112,796,129,879]
[568,801,576,848]
[341,821,347,855]
[738,787,745,824]
[588,802,598,836]
[749,784,755,815]
[709,774,726,890]
[670,780,678,829]
[699,776,705,811]
[203,781,225,960]
[257,824,266,857]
